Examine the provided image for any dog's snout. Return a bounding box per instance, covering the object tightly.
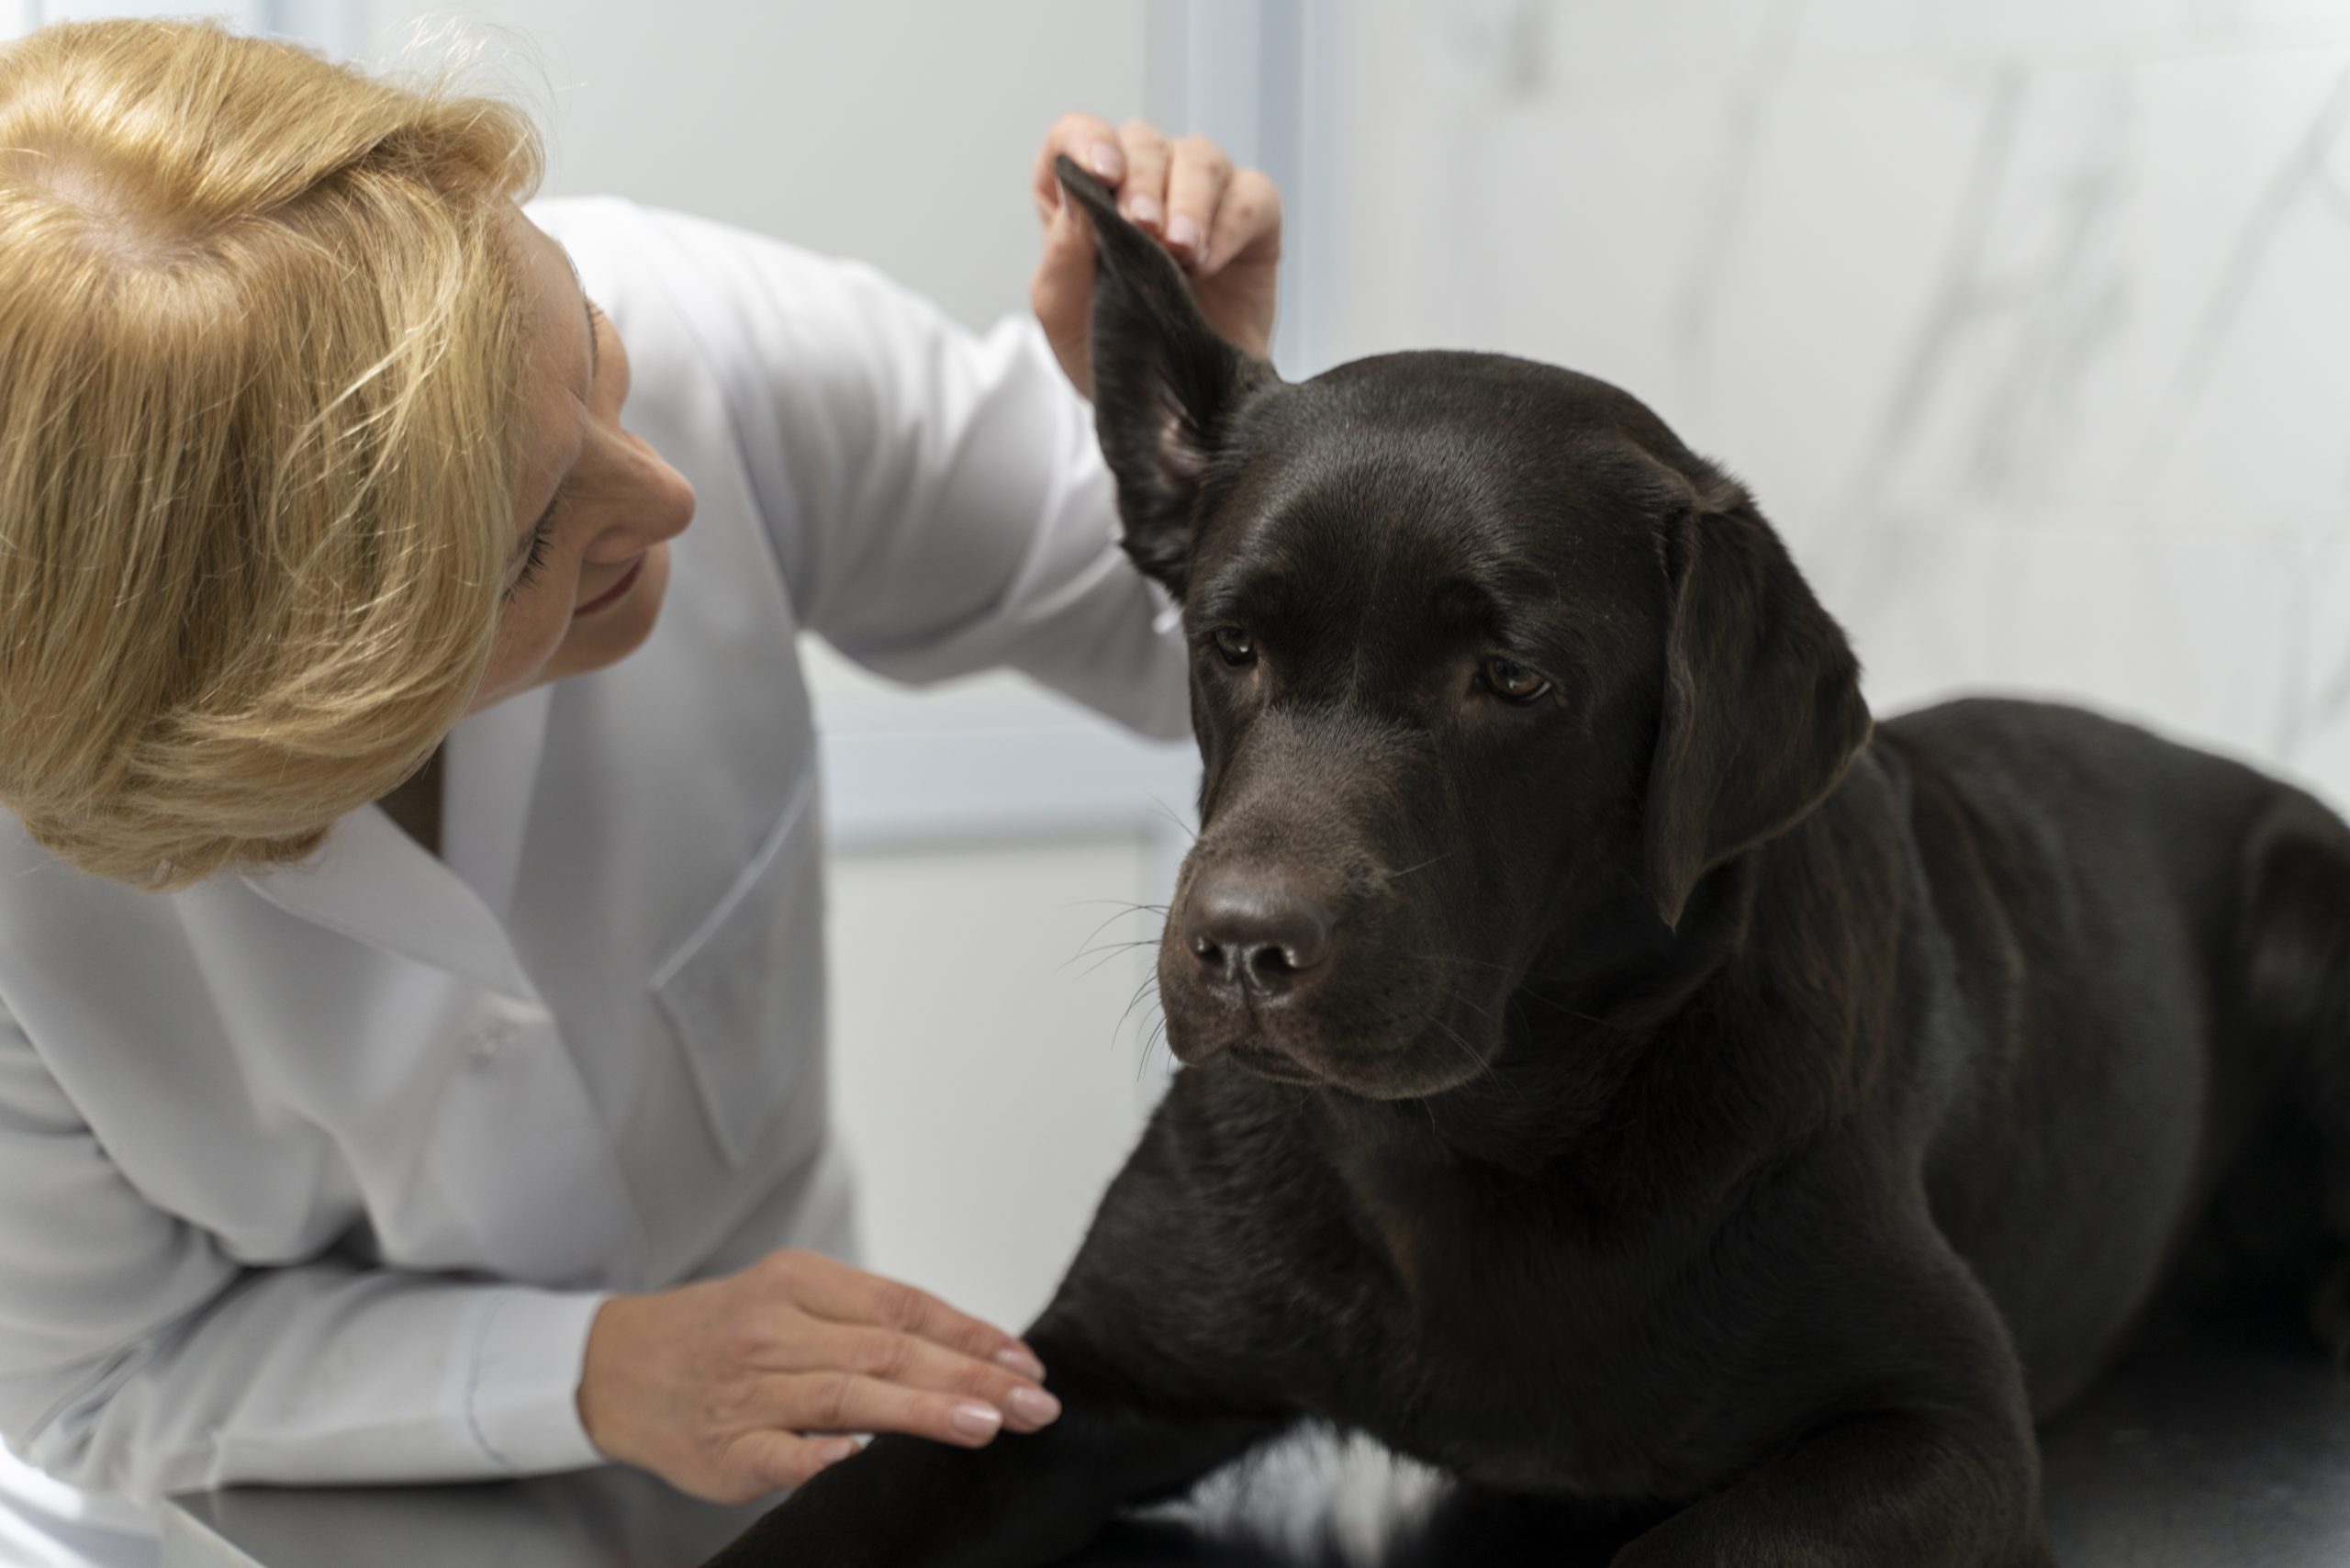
[1182,867,1334,997]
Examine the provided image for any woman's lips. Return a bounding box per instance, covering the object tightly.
[574,557,643,617]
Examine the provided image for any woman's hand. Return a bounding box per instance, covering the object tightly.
[1030,114,1282,398]
[576,1249,1060,1504]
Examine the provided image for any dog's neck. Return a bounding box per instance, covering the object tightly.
[1416,857,1758,1169]
[1321,778,1897,1210]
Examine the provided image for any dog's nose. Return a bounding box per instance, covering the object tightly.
[1181,868,1334,997]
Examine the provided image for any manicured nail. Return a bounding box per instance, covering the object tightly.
[993,1346,1047,1381]
[1006,1386,1062,1425]
[1089,141,1125,181]
[1166,214,1203,258]
[951,1402,1003,1439]
[1126,193,1163,232]
[818,1438,857,1465]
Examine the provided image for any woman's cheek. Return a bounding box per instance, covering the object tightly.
[518,587,576,675]
[471,581,574,710]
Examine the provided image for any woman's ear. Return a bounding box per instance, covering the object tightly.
[1056,155,1273,599]
[1642,478,1874,929]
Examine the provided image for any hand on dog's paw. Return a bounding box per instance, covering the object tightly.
[577,1249,1056,1506]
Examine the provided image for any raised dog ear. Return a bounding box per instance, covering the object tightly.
[1055,153,1272,599]
[1643,478,1873,929]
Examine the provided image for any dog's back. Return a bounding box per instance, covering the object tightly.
[1871,697,2350,1409]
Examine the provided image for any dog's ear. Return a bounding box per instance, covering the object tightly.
[1642,478,1872,929]
[1055,153,1272,599]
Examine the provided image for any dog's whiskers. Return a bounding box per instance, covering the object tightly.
[1116,971,1162,1035]
[1425,1011,1492,1076]
[1145,795,1200,845]
[1384,849,1460,883]
[1138,1014,1173,1082]
[1071,943,1164,985]
[1063,904,1168,966]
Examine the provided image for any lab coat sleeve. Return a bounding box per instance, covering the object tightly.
[641,206,1192,741]
[0,1010,607,1502]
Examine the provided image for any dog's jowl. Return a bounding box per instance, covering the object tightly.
[709,160,2350,1568]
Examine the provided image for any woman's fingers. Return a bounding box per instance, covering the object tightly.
[767,1250,1042,1374]
[798,1324,1062,1431]
[1027,112,1282,391]
[1114,119,1172,235]
[1032,110,1125,221]
[723,1430,861,1502]
[1162,135,1235,266]
[767,1370,1034,1452]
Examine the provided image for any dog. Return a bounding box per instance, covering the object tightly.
[704,157,2350,1568]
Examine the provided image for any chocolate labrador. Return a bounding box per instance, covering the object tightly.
[705,159,2350,1567]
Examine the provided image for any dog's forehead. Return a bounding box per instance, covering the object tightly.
[1199,353,1688,599]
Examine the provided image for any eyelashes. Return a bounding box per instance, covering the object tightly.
[505,299,608,602]
[508,490,561,600]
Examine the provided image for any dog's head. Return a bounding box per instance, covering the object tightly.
[1058,158,1870,1101]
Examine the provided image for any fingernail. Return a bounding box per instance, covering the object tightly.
[1089,141,1124,181]
[1126,194,1163,232]
[993,1347,1047,1381]
[951,1401,1004,1440]
[1006,1385,1062,1426]
[819,1438,858,1465]
[1166,214,1202,258]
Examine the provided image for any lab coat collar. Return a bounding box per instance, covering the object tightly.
[442,684,553,922]
[240,687,553,1002]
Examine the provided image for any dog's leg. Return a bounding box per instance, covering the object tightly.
[2234,791,2350,1362]
[1610,1259,2052,1568]
[699,1364,1283,1568]
[1609,1413,2051,1568]
[701,1095,1315,1568]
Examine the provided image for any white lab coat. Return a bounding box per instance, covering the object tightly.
[0,196,1186,1562]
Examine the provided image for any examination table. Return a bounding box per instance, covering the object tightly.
[158,1329,2350,1566]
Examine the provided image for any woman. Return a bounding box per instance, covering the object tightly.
[0,17,1279,1564]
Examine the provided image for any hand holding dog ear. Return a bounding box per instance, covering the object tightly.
[1030,113,1281,398]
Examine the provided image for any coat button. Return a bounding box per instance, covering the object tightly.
[464,1017,523,1061]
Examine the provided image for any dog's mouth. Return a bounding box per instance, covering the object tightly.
[1183,1001,1505,1101]
[1225,1037,1327,1089]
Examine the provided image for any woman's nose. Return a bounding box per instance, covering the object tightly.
[621,429,697,545]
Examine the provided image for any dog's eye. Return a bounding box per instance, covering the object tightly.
[1211,627,1258,667]
[1478,656,1551,703]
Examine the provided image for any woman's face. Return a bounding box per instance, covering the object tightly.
[467,205,697,714]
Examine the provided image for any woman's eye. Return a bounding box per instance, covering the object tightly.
[1211,626,1258,667]
[1478,655,1551,703]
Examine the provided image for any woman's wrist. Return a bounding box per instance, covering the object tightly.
[576,1292,651,1466]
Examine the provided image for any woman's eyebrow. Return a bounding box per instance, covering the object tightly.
[565,246,598,388]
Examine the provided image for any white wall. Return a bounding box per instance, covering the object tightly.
[361,0,1150,335]
[1309,0,2350,813]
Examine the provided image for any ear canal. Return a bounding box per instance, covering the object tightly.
[1641,483,1873,929]
[1054,153,1272,599]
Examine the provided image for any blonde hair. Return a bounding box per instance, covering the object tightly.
[0,17,543,889]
